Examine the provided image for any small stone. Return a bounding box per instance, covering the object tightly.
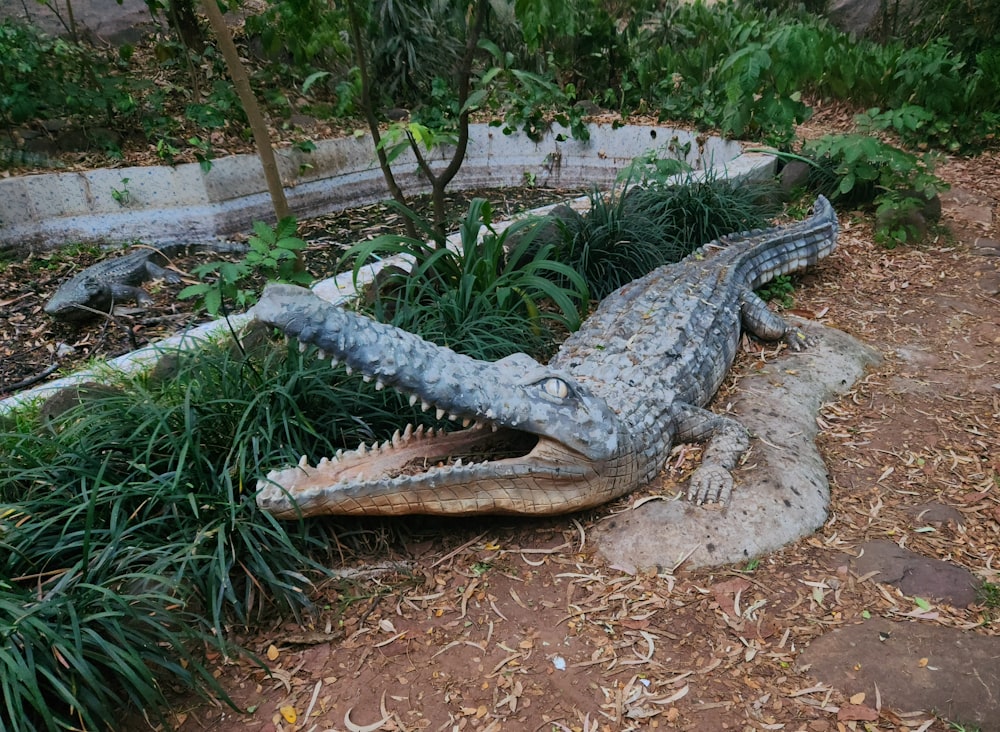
[973,237,1000,256]
[902,502,965,528]
[852,540,978,607]
[799,618,1000,731]
[977,270,1000,296]
[778,160,811,199]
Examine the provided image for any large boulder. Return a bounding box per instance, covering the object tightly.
[825,0,882,36]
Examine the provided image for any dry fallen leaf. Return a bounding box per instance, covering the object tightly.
[849,692,865,704]
[280,705,297,724]
[266,644,280,661]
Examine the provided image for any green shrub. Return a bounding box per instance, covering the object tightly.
[545,187,678,300]
[796,133,948,245]
[342,198,589,361]
[0,337,436,727]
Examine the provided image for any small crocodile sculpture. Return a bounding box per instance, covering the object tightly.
[44,242,245,321]
[253,196,838,518]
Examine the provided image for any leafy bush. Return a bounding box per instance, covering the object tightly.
[245,0,351,70]
[625,168,780,247]
[180,217,313,316]
[0,325,471,727]
[0,21,127,128]
[797,133,948,245]
[536,189,679,300]
[342,198,589,361]
[527,172,777,300]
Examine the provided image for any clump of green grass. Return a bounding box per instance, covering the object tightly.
[0,335,444,730]
[525,171,778,300]
[343,197,590,361]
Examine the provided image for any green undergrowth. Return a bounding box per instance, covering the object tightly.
[342,197,589,362]
[0,336,443,730]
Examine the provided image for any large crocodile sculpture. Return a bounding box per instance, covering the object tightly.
[45,242,246,321]
[253,196,838,518]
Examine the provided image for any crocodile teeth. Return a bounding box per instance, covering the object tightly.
[403,424,413,439]
[415,425,425,436]
[462,418,472,428]
[409,394,418,407]
[318,457,330,467]
[435,408,446,420]
[421,400,432,412]
[362,374,372,383]
[345,365,353,376]
[448,413,458,421]
[491,424,499,433]
[356,443,367,456]
[375,380,385,391]
[330,357,340,367]
[298,454,309,468]
[298,341,308,353]
[453,458,463,467]
[391,429,402,446]
[335,449,344,459]
[316,350,327,360]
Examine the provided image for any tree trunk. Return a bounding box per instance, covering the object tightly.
[409,0,489,239]
[345,0,417,239]
[200,0,290,222]
[170,0,205,53]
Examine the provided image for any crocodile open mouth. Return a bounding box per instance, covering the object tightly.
[252,283,615,517]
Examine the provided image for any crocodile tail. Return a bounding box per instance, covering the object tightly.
[739,196,838,290]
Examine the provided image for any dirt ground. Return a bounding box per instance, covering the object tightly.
[141,151,999,732]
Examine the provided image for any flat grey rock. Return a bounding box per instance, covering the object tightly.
[594,321,880,570]
[852,540,979,607]
[799,618,1000,731]
[903,502,965,528]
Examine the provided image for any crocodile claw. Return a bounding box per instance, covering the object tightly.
[687,464,734,505]
[783,328,813,352]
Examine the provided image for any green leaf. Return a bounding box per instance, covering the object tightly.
[177,283,210,300]
[301,71,330,96]
[913,597,932,611]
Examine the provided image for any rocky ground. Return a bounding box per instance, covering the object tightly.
[141,154,999,732]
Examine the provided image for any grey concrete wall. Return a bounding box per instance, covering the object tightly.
[0,124,766,252]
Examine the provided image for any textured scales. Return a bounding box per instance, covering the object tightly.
[44,242,246,321]
[254,196,838,518]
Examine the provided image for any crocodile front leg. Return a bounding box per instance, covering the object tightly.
[674,404,750,504]
[739,289,809,350]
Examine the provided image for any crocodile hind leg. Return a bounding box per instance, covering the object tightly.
[674,404,750,505]
[739,289,810,350]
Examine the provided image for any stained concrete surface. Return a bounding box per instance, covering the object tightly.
[594,320,881,570]
[799,618,1000,731]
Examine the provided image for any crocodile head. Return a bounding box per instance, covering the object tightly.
[253,284,625,518]
[44,277,111,321]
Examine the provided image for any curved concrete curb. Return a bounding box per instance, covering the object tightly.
[593,320,881,571]
[1,127,775,414]
[0,123,772,251]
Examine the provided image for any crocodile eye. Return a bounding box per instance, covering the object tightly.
[542,378,569,399]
